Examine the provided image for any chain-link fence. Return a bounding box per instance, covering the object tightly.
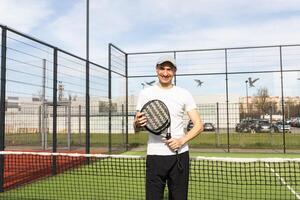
[0,25,112,153]
[126,45,300,153]
[1,24,300,154]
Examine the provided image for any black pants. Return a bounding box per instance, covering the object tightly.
[146,151,189,200]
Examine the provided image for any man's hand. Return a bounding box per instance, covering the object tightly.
[165,138,184,151]
[134,112,147,131]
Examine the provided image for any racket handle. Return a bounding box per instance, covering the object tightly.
[165,133,179,152]
[165,132,171,140]
[165,133,178,151]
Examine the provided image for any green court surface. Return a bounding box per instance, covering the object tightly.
[1,153,299,200]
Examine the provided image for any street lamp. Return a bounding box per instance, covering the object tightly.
[245,77,259,119]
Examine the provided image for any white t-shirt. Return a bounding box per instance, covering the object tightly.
[136,84,197,155]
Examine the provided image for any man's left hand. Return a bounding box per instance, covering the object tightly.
[165,138,184,151]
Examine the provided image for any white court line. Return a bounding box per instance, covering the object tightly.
[265,163,300,200]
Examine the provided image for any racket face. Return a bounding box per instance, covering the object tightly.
[141,99,170,135]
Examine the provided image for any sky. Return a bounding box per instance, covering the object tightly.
[1,0,300,99]
[2,0,300,66]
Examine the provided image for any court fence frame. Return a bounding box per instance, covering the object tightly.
[0,25,114,192]
[109,43,300,154]
[0,23,300,193]
[0,24,299,156]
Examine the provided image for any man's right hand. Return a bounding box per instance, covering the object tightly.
[134,112,147,130]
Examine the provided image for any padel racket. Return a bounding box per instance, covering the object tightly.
[140,99,171,139]
[140,99,182,172]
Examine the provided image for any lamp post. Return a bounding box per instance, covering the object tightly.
[245,80,249,118]
[245,77,259,119]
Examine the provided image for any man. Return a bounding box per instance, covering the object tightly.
[134,55,203,200]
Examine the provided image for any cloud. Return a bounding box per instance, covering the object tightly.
[2,0,300,99]
[0,0,53,32]
[125,14,300,52]
[47,0,136,62]
[4,0,300,66]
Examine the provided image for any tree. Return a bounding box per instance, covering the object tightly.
[98,101,117,113]
[253,87,273,118]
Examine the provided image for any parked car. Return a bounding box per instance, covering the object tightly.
[236,119,272,133]
[290,118,300,127]
[254,119,272,133]
[203,123,215,132]
[272,121,291,133]
[235,119,257,133]
[186,121,215,132]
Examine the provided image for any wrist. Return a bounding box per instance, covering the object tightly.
[133,120,140,131]
[179,137,186,147]
[134,121,138,128]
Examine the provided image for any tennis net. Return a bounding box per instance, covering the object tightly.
[0,151,299,200]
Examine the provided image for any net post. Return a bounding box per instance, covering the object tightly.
[0,26,7,192]
[52,48,58,175]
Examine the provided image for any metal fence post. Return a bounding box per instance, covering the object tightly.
[108,44,112,153]
[66,104,71,150]
[173,52,177,85]
[38,105,42,147]
[125,53,129,151]
[279,46,286,153]
[42,59,46,150]
[79,105,82,145]
[85,0,90,155]
[225,49,230,153]
[0,26,7,192]
[122,104,125,149]
[52,48,58,175]
[216,102,220,147]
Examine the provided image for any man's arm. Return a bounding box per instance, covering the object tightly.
[166,109,203,150]
[181,109,204,144]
